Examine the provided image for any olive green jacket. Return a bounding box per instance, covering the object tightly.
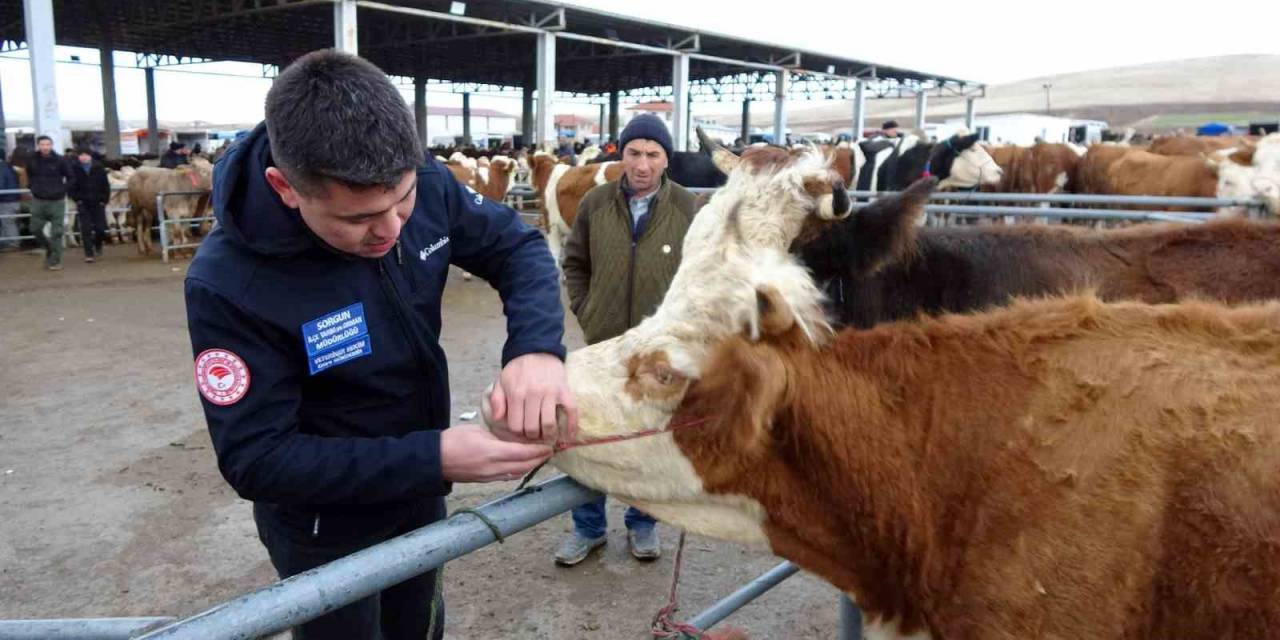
[562,175,698,345]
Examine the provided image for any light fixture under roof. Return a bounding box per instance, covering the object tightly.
[449,2,466,15]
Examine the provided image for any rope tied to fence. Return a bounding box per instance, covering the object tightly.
[451,508,506,544]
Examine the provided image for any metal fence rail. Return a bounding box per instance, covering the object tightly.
[0,617,175,640]
[850,189,1267,211]
[686,561,800,630]
[135,475,599,639]
[0,187,133,244]
[154,190,214,263]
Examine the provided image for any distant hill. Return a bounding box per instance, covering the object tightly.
[734,55,1280,133]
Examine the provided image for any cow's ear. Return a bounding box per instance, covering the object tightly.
[826,175,935,275]
[755,285,795,337]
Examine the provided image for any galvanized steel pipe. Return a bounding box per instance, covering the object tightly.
[136,476,599,640]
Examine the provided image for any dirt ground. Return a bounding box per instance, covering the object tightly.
[0,242,841,639]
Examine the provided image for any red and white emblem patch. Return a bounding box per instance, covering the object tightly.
[195,348,251,406]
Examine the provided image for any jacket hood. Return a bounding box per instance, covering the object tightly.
[211,122,316,257]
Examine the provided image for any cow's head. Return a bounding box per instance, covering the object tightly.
[794,177,937,284]
[553,257,832,543]
[1210,151,1280,217]
[490,146,854,541]
[930,133,1003,190]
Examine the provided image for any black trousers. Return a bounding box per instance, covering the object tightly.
[253,498,447,640]
[76,201,108,257]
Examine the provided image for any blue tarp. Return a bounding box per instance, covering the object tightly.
[1195,122,1233,136]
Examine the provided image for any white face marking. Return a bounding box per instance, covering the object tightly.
[941,145,1003,189]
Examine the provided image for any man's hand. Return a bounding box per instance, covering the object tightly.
[488,353,578,443]
[440,424,552,482]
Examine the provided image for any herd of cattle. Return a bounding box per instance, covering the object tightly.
[475,140,1280,639]
[16,127,1276,261]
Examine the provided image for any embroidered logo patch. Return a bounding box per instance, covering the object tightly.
[419,236,450,261]
[195,349,251,406]
[302,302,373,375]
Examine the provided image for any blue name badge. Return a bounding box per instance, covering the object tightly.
[302,302,373,375]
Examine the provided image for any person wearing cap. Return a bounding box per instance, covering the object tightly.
[160,141,189,169]
[881,120,901,139]
[556,113,699,566]
[68,148,111,262]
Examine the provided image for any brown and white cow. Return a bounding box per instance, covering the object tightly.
[531,149,1280,634]
[1076,144,1279,216]
[445,155,517,202]
[985,142,1084,194]
[528,151,624,265]
[654,290,1280,639]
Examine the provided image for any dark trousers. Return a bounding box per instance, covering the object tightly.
[76,201,107,257]
[253,498,447,640]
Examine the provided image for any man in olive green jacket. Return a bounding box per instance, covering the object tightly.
[556,114,698,566]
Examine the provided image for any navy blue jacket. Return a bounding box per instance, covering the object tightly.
[185,123,565,513]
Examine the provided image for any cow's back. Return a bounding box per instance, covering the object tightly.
[1106,150,1217,200]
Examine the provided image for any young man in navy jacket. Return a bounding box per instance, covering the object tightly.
[185,50,574,640]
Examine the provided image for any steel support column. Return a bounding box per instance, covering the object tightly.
[671,53,690,152]
[23,0,61,147]
[461,92,472,145]
[534,31,556,148]
[852,79,866,141]
[100,44,120,158]
[414,77,427,148]
[144,67,159,154]
[773,69,788,145]
[334,0,358,53]
[608,89,620,141]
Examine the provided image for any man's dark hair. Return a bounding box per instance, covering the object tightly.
[36,135,52,143]
[265,49,422,196]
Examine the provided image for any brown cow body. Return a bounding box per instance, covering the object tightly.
[677,293,1280,639]
[126,159,213,256]
[798,191,1280,327]
[1076,145,1220,211]
[986,143,1083,193]
[1148,135,1254,157]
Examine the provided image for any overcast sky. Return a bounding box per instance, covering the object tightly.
[3,0,1278,126]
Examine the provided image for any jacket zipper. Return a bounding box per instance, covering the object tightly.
[376,241,435,429]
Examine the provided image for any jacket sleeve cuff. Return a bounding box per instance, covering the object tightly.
[502,341,568,367]
[417,429,453,496]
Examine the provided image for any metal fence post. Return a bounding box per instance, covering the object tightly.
[839,595,862,640]
[155,192,169,264]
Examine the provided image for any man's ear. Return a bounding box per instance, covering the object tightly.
[264,167,302,209]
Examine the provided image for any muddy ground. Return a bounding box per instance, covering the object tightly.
[0,243,841,638]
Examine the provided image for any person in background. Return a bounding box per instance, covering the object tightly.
[160,142,189,169]
[68,147,111,263]
[0,152,20,251]
[556,113,698,566]
[25,135,73,270]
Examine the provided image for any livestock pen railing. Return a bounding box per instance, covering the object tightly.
[0,187,133,245]
[155,190,215,264]
[0,188,215,263]
[0,475,863,640]
[684,187,1272,226]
